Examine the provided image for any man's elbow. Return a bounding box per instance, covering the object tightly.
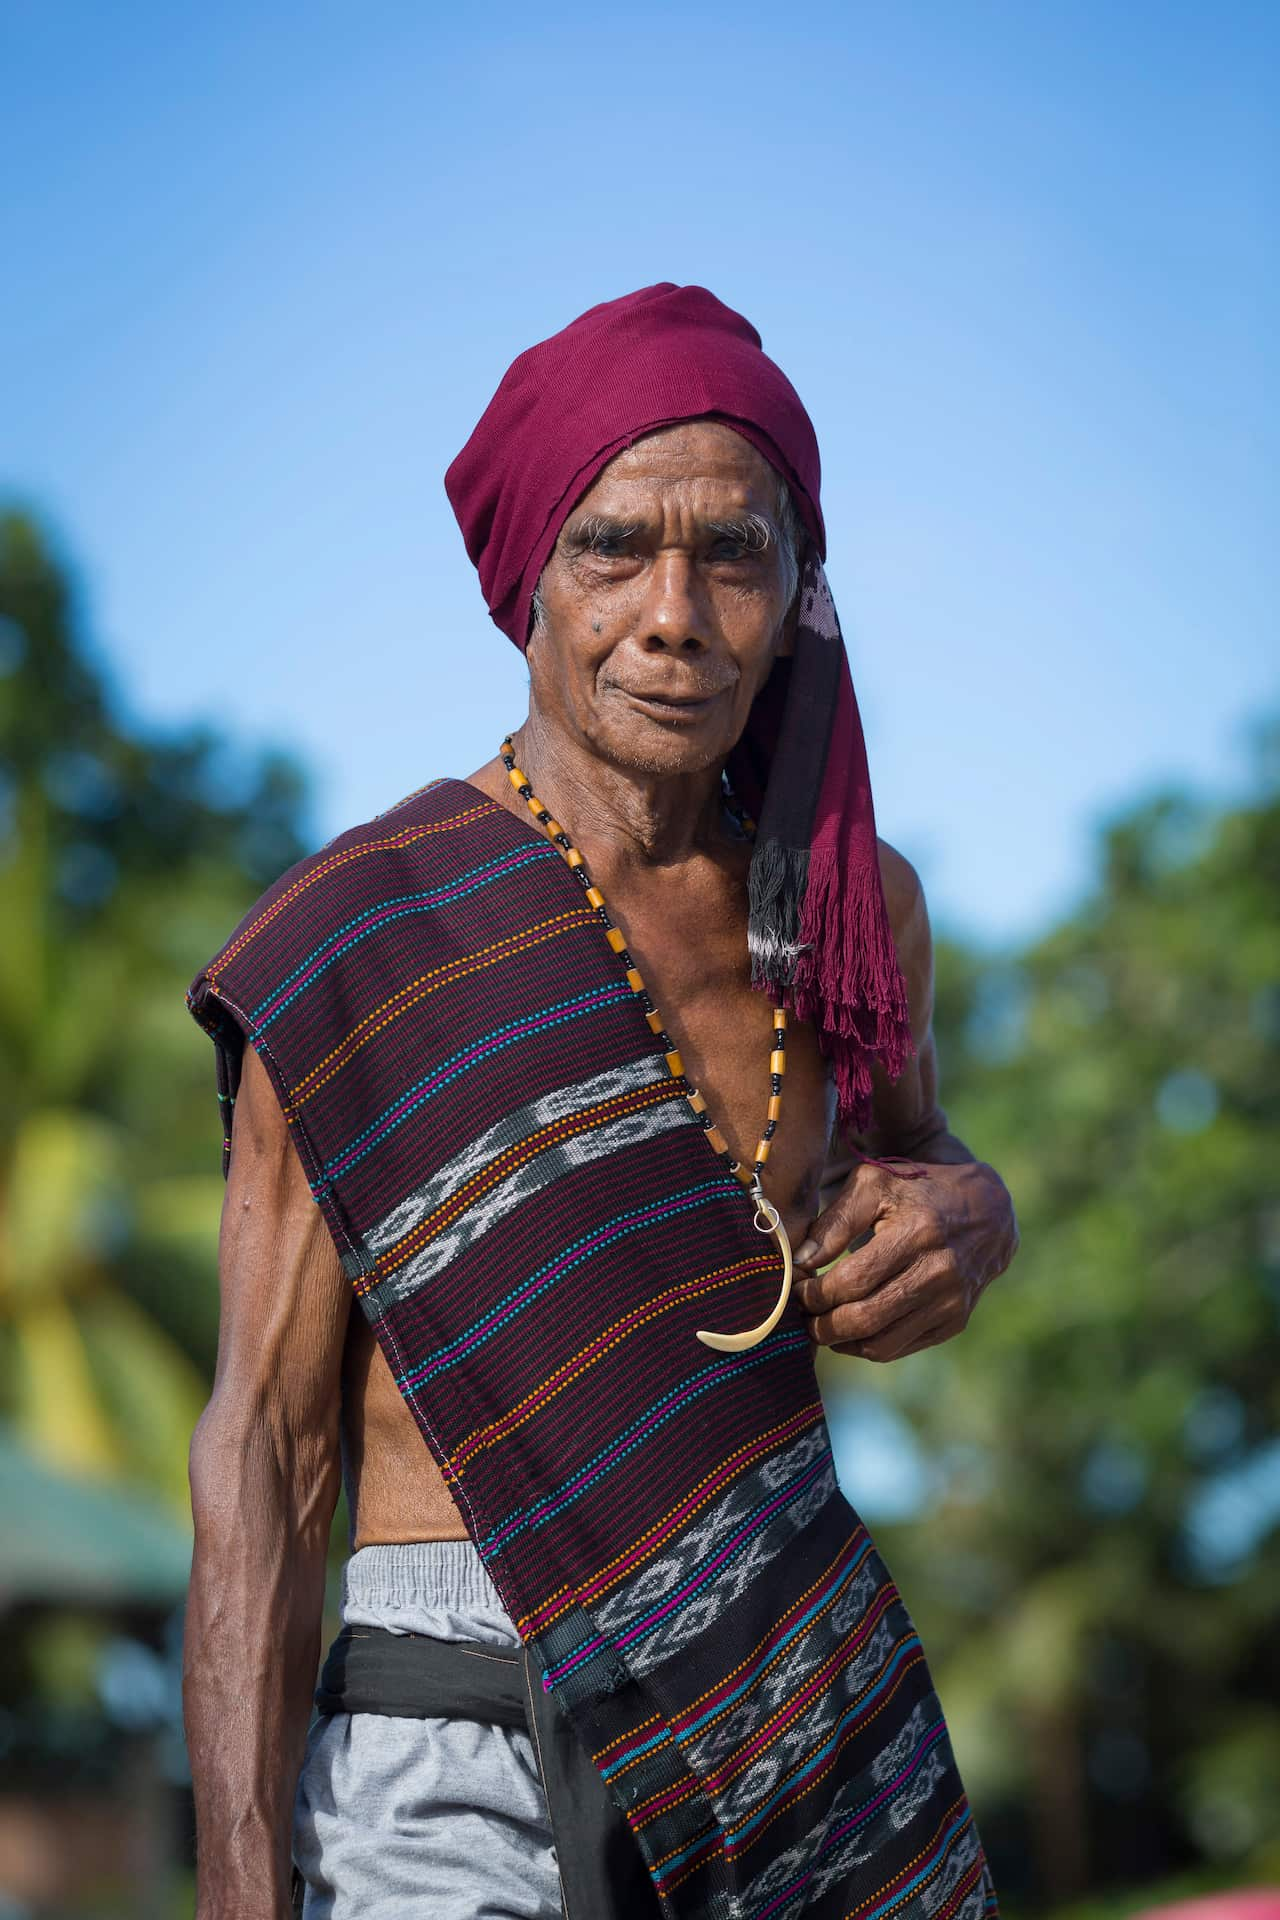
[187,1387,339,1548]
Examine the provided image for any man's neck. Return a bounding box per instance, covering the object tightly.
[509,711,733,874]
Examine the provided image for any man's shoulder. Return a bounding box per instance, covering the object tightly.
[186,777,504,1035]
[875,836,926,941]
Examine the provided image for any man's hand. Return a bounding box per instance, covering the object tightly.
[793,839,1020,1362]
[793,1156,1019,1362]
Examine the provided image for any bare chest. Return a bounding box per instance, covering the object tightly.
[599,861,835,1243]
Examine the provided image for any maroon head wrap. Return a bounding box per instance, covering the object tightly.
[445,283,916,1139]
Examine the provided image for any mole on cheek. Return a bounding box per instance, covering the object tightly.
[592,621,602,634]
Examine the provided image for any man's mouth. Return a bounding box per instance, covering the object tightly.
[617,686,727,715]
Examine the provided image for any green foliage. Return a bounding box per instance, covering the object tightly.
[823,723,1280,1901]
[2,507,1275,1905]
[0,509,310,1510]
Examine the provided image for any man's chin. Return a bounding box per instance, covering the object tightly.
[593,716,732,779]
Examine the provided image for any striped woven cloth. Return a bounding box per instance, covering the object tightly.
[187,776,999,1920]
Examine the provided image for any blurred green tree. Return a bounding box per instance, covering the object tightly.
[3,505,1276,1908]
[822,720,1280,1902]
[0,510,309,1513]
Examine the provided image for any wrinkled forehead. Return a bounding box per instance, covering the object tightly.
[569,419,787,521]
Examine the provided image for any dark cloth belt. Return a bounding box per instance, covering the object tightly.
[293,1624,663,1920]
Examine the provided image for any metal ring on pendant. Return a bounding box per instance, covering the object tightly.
[695,1201,794,1354]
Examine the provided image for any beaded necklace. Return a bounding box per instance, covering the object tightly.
[500,735,794,1353]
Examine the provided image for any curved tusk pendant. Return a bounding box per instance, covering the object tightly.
[696,1181,794,1353]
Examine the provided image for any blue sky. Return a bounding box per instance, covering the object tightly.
[2,1,1274,946]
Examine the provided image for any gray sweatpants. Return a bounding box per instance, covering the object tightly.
[292,1542,563,1919]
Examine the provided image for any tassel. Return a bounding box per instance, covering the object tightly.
[787,845,917,1139]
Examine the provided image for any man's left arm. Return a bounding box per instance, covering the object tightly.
[794,841,1020,1362]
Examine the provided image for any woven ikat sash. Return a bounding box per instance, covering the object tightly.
[187,778,999,1920]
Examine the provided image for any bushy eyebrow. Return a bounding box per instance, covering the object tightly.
[703,513,775,552]
[559,513,643,552]
[559,510,778,552]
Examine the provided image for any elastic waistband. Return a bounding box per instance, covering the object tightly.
[340,1541,519,1646]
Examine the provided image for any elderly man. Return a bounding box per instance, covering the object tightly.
[184,284,1017,1920]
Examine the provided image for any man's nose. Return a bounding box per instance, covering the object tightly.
[637,552,708,651]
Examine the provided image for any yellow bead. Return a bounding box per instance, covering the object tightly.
[606,928,627,952]
[646,1011,664,1033]
[544,819,562,838]
[525,792,543,814]
[734,1164,756,1187]
[585,886,606,910]
[566,849,584,868]
[624,968,643,993]
[686,1089,707,1113]
[664,1049,684,1078]
[773,1007,787,1029]
[754,1138,771,1165]
[770,1049,786,1075]
[507,767,527,791]
[705,1126,728,1155]
[767,1093,783,1121]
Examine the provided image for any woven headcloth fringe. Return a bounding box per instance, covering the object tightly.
[726,554,918,1143]
[446,281,918,1143]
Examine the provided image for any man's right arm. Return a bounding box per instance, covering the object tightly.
[185,1042,351,1920]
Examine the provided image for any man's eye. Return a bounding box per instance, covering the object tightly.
[590,537,629,557]
[708,539,747,561]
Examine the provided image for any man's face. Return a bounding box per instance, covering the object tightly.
[526,420,799,777]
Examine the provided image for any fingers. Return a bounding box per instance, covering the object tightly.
[795,1218,932,1313]
[828,1310,952,1364]
[792,1164,893,1269]
[803,1249,962,1349]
